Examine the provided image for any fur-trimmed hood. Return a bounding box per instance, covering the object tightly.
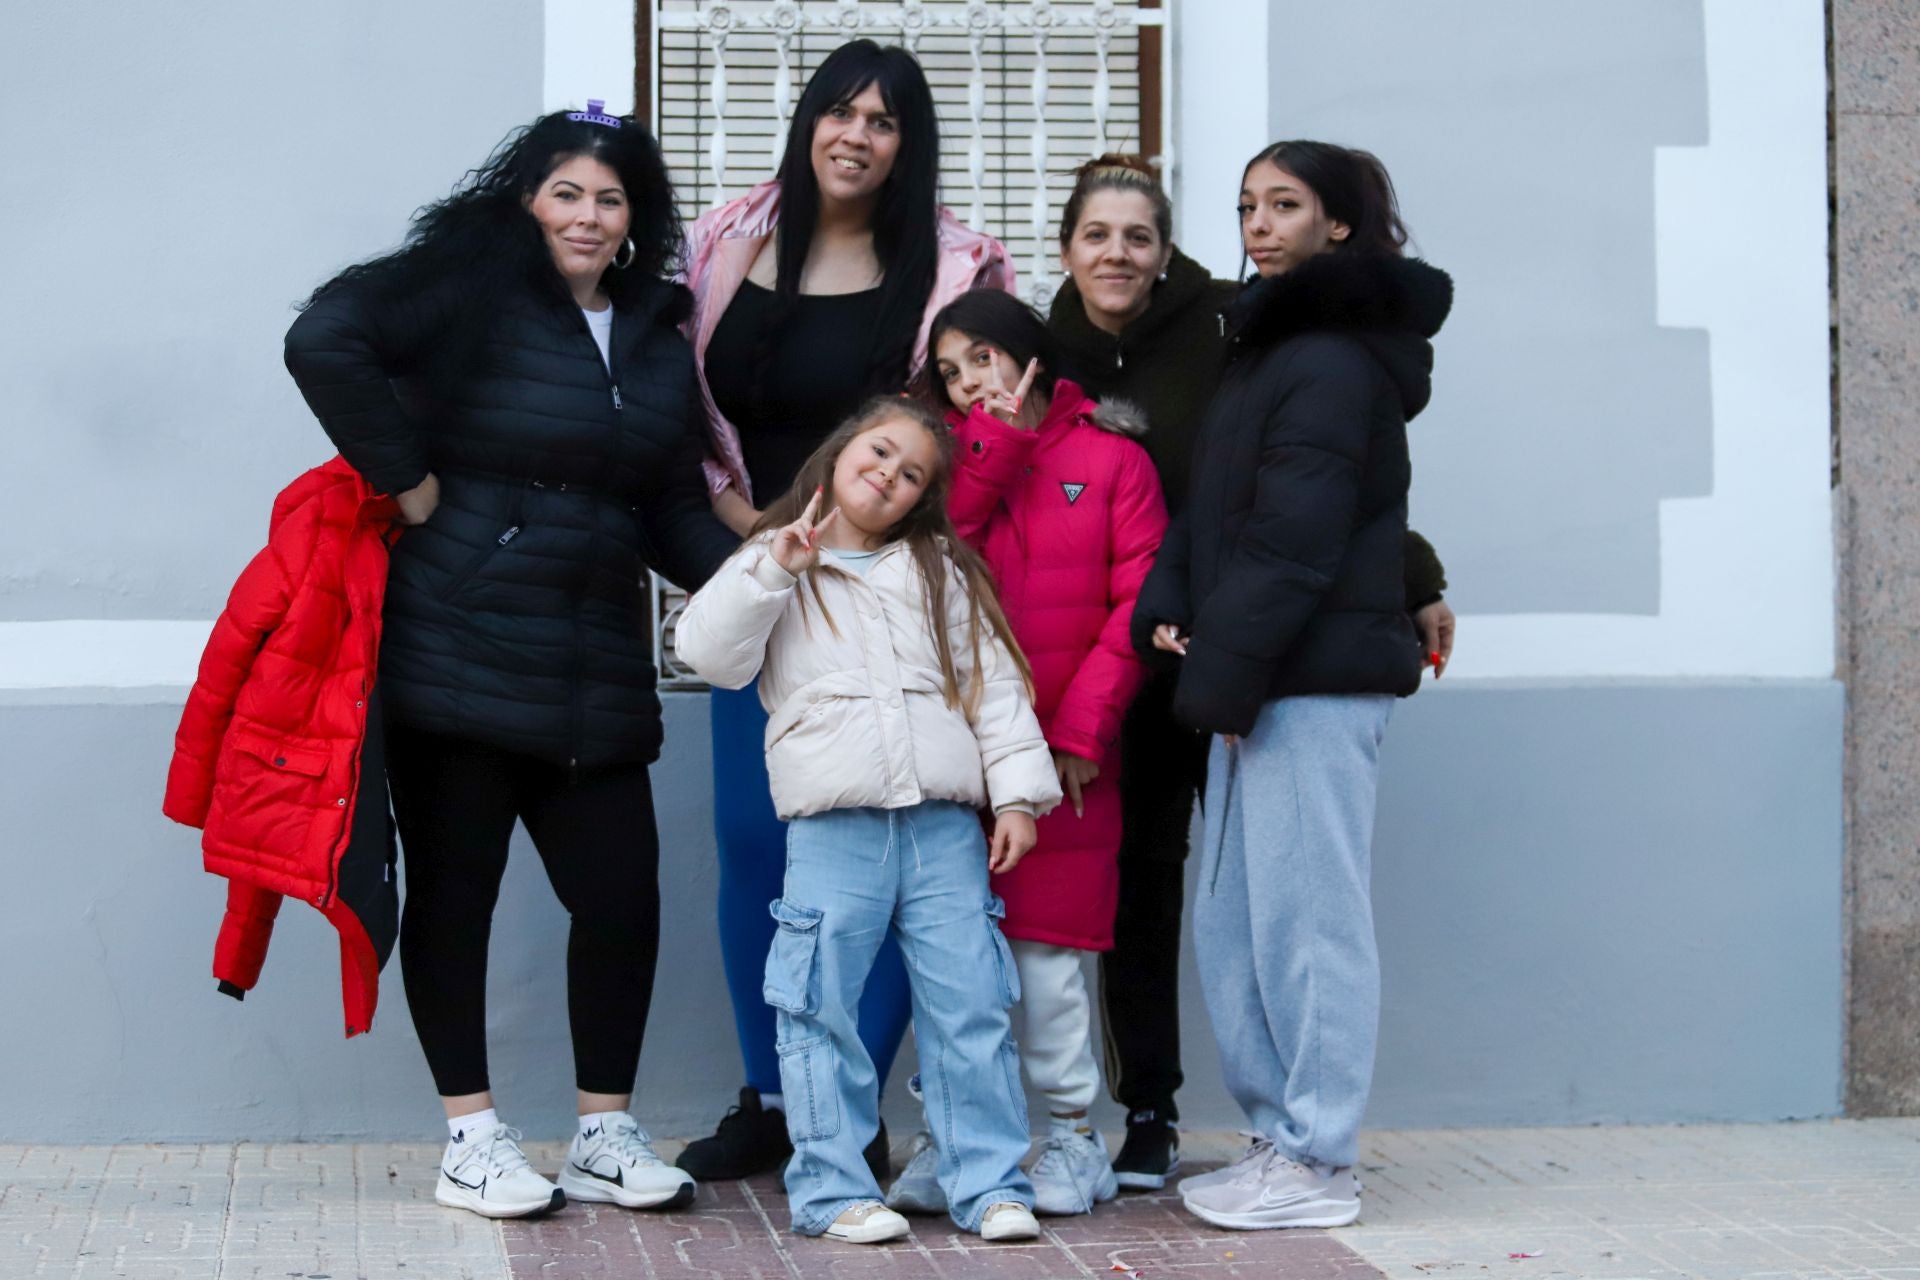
[1087,395,1148,438]
[1228,253,1453,420]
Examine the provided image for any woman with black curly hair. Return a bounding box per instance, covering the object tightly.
[285,101,735,1220]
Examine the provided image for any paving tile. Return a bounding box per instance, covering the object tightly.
[498,1163,1385,1279]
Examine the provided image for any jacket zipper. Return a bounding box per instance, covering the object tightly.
[319,672,372,909]
[571,306,621,778]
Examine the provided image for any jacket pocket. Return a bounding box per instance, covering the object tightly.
[437,529,518,603]
[984,895,1020,1007]
[232,733,330,779]
[763,898,823,1014]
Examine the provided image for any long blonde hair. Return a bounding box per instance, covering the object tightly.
[754,397,1034,711]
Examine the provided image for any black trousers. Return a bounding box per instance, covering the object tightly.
[1099,670,1208,1123]
[386,722,663,1097]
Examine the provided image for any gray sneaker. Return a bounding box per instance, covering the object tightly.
[884,1131,947,1214]
[1176,1136,1273,1197]
[1181,1146,1360,1230]
[1029,1128,1119,1216]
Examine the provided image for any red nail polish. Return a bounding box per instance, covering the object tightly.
[1430,651,1441,666]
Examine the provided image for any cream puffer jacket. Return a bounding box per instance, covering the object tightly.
[675,537,1063,822]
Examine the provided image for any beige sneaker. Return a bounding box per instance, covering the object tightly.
[824,1200,910,1244]
[979,1200,1039,1241]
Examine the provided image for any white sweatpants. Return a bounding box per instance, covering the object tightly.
[1009,939,1101,1114]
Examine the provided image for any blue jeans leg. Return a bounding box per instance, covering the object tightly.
[712,685,912,1096]
[1193,695,1392,1169]
[889,802,1035,1232]
[769,808,898,1233]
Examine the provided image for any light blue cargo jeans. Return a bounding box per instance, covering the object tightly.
[766,800,1035,1234]
[1194,694,1394,1170]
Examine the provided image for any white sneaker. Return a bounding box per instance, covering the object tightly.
[884,1131,947,1214]
[978,1200,1039,1241]
[558,1114,696,1210]
[435,1123,565,1218]
[824,1199,910,1244]
[1180,1145,1360,1230]
[1029,1128,1119,1215]
[1177,1135,1273,1196]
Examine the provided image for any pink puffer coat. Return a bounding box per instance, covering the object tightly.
[948,379,1168,950]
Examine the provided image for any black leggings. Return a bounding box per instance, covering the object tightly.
[386,723,662,1097]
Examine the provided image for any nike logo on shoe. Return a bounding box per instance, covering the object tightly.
[571,1161,623,1187]
[1257,1182,1345,1209]
[444,1171,487,1193]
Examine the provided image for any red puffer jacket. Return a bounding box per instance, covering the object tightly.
[948,380,1168,949]
[164,457,399,1037]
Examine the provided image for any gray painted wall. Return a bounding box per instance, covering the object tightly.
[0,682,1841,1141]
[0,0,542,621]
[1265,1,1712,616]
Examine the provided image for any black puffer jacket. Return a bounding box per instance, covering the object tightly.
[1052,248,1447,609]
[1131,253,1453,736]
[285,276,737,768]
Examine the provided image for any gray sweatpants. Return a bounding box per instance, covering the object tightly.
[1194,694,1393,1169]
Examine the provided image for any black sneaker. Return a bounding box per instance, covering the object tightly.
[675,1087,793,1181]
[864,1120,891,1184]
[1110,1108,1180,1191]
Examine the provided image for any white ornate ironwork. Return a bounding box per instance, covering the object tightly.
[703,4,734,197]
[655,3,1172,204]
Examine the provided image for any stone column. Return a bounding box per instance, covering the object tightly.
[1835,0,1920,1115]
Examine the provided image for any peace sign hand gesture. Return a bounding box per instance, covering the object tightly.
[982,356,1040,429]
[770,486,839,576]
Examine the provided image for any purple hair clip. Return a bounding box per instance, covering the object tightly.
[567,99,622,128]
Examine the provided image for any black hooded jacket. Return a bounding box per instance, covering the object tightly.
[1051,248,1447,609]
[1130,252,1453,736]
[285,274,737,768]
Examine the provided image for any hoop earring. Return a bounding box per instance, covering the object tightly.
[613,236,636,270]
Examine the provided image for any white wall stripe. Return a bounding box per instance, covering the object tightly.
[0,622,212,690]
[1449,0,1834,679]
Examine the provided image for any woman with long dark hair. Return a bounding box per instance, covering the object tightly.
[284,102,735,1219]
[676,39,1014,1183]
[1131,141,1452,1230]
[1041,154,1453,1192]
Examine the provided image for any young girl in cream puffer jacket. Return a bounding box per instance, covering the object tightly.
[675,396,1061,1248]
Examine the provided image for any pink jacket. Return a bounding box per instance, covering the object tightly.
[948,380,1168,950]
[682,180,1016,501]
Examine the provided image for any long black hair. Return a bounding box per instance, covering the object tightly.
[1242,140,1409,258]
[301,106,684,376]
[765,40,943,392]
[922,288,1063,410]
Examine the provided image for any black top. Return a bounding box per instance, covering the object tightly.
[285,274,737,769]
[1131,252,1454,736]
[705,280,885,503]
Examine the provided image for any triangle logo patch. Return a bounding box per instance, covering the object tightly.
[1061,482,1087,505]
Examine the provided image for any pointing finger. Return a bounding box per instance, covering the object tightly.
[801,486,822,526]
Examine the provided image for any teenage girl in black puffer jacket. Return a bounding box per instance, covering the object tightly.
[1131,141,1452,1231]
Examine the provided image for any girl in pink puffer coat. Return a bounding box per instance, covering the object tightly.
[923,288,1168,1214]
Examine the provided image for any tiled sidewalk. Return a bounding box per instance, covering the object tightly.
[499,1134,1378,1278]
[4,1122,1917,1279]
